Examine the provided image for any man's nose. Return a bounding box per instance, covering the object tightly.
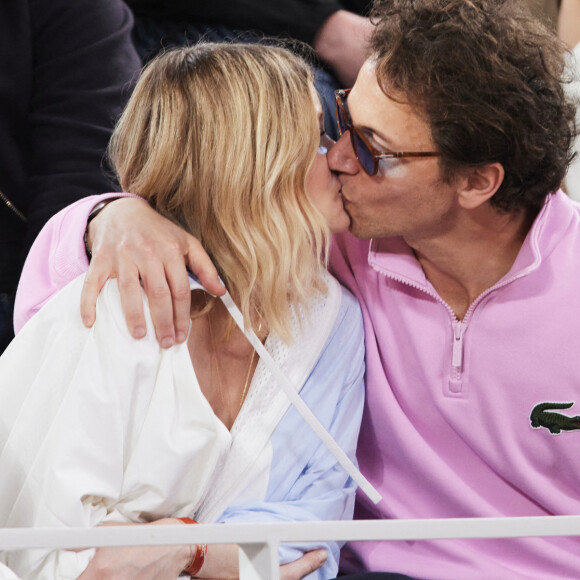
[327,131,360,175]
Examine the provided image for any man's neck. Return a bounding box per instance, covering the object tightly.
[406,204,536,320]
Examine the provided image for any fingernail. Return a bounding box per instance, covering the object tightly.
[133,326,146,339]
[317,550,327,564]
[160,337,174,349]
[176,331,187,343]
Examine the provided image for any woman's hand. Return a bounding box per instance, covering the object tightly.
[280,549,327,580]
[198,546,327,579]
[76,517,327,580]
[77,519,191,580]
[194,544,327,579]
[82,197,225,349]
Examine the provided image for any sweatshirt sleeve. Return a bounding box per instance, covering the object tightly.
[13,193,138,333]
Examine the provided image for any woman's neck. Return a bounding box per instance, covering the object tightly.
[187,297,261,430]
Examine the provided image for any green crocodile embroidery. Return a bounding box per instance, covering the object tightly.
[530,402,580,434]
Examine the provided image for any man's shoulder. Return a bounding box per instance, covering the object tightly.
[537,191,580,254]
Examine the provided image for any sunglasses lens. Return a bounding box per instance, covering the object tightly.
[336,102,348,135]
[336,92,377,175]
[352,131,376,175]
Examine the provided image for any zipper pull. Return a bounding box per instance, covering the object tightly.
[452,321,465,370]
[449,321,466,394]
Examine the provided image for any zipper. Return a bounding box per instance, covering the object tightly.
[0,189,27,223]
[371,263,466,390]
[370,255,536,393]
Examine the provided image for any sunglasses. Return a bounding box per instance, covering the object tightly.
[334,89,440,176]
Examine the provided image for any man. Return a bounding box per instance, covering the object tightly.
[14,0,580,578]
[327,1,579,577]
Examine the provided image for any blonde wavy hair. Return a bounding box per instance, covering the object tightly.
[108,43,329,343]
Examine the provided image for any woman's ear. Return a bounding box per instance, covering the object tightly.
[457,162,505,210]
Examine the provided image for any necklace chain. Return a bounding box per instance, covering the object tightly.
[238,322,261,408]
[207,315,227,412]
[207,314,261,415]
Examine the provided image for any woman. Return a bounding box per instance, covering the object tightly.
[0,43,365,579]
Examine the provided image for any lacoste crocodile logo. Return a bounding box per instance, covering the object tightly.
[530,402,580,434]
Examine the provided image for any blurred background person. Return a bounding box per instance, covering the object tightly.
[559,0,580,199]
[124,0,374,137]
[0,0,140,353]
[524,0,580,200]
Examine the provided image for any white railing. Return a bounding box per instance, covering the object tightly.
[2,517,580,579]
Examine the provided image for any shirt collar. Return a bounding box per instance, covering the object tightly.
[367,190,572,286]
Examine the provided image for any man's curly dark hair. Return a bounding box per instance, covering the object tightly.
[370,0,577,212]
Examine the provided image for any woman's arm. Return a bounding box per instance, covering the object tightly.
[77,519,192,580]
[80,528,327,579]
[0,275,186,578]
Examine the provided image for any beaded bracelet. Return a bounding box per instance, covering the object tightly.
[178,517,207,576]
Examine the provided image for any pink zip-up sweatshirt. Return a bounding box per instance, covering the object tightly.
[14,190,580,579]
[332,190,580,579]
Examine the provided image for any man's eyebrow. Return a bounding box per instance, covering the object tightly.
[349,102,396,148]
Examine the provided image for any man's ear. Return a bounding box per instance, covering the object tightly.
[457,162,505,210]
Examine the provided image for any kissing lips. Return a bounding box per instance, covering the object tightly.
[339,190,354,223]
